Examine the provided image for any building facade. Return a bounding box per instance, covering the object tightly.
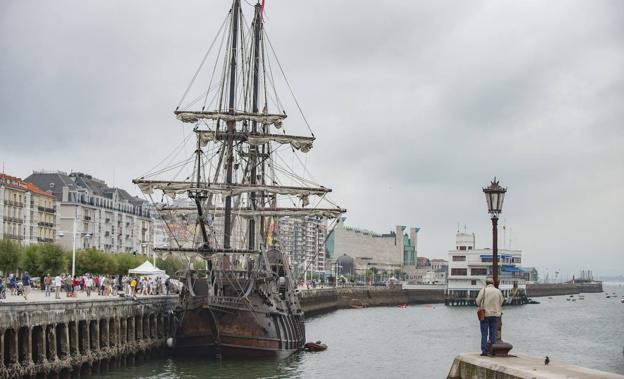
[326,218,418,276]
[447,231,526,300]
[25,171,153,254]
[276,216,328,276]
[1,173,57,245]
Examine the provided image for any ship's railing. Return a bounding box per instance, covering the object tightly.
[207,296,249,307]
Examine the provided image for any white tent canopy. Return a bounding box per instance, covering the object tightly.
[128,261,166,278]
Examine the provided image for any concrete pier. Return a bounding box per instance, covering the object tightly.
[447,352,624,379]
[0,295,177,378]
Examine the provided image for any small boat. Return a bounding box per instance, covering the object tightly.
[548,297,553,299]
[350,299,367,309]
[620,298,623,303]
[397,304,408,308]
[304,341,327,352]
[566,298,571,301]
[606,296,611,298]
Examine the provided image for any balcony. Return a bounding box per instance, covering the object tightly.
[3,233,24,240]
[37,206,56,213]
[4,200,25,208]
[37,237,55,243]
[5,216,24,224]
[38,221,55,228]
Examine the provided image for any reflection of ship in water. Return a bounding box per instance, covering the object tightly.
[133,0,344,357]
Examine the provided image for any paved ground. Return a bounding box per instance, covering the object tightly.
[0,288,176,304]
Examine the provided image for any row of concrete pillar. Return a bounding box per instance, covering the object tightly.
[0,313,171,377]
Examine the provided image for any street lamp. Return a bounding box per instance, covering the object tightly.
[482,177,513,356]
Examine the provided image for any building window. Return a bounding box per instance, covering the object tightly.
[451,268,467,276]
[459,246,467,251]
[471,268,487,276]
[471,280,477,286]
[514,257,521,263]
[452,256,466,262]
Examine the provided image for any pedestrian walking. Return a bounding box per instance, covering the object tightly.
[130,277,137,297]
[21,272,31,300]
[476,278,505,356]
[9,273,16,296]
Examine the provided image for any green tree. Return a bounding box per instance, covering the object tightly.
[38,244,67,275]
[0,239,20,274]
[76,249,117,275]
[157,256,187,276]
[20,245,41,276]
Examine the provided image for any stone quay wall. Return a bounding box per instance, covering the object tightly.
[300,287,445,315]
[526,282,603,297]
[0,295,178,378]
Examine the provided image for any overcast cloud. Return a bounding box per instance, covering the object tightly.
[1,1,623,278]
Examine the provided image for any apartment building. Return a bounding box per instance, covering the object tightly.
[1,173,57,244]
[25,171,153,254]
[277,216,328,275]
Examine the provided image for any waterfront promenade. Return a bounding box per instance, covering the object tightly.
[0,290,173,304]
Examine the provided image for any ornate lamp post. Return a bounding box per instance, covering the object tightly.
[482,177,513,356]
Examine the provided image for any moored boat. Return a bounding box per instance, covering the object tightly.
[134,0,345,358]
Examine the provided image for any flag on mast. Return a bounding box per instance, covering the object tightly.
[261,0,266,18]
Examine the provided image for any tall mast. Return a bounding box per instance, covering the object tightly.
[194,135,210,247]
[248,2,262,250]
[223,0,240,249]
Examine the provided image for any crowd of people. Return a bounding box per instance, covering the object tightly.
[0,272,175,301]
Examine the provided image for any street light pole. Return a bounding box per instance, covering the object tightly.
[483,177,512,357]
[71,211,77,278]
[492,215,498,287]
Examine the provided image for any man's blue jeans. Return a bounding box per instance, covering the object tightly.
[480,316,497,353]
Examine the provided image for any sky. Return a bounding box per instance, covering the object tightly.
[1,1,623,279]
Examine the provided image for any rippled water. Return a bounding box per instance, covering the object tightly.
[94,285,624,378]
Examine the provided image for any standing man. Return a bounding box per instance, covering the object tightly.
[476,278,504,356]
[85,275,93,297]
[54,274,62,299]
[44,274,52,297]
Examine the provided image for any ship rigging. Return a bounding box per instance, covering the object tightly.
[133,0,345,357]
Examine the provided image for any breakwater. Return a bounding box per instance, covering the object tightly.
[299,286,446,315]
[0,295,177,378]
[526,282,603,297]
[447,352,624,379]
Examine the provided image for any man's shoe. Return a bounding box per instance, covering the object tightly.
[480,352,488,356]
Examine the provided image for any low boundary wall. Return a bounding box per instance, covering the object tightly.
[300,287,445,316]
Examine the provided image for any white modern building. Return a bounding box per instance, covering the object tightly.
[447,231,526,301]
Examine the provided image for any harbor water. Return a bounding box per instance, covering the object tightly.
[94,285,624,378]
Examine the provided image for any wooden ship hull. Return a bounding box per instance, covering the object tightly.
[174,297,305,357]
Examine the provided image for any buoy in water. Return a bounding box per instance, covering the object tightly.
[304,341,327,352]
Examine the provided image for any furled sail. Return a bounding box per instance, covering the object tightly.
[175,110,286,128]
[157,206,346,219]
[134,180,331,197]
[197,131,314,152]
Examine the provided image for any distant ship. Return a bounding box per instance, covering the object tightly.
[134,0,345,357]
